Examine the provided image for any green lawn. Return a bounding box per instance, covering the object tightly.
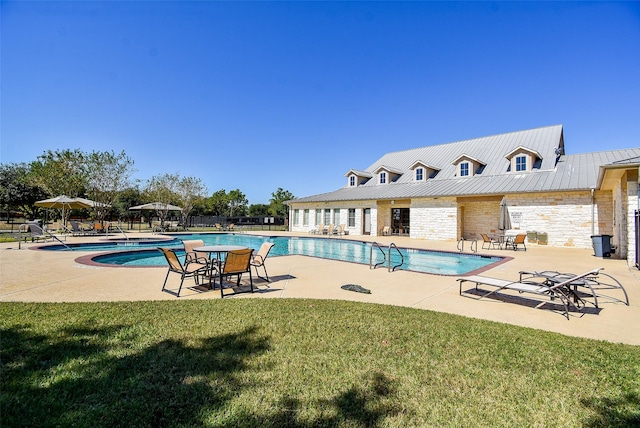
[1,300,639,427]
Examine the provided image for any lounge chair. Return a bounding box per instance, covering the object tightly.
[458,268,604,319]
[18,223,51,243]
[480,233,501,250]
[382,226,391,236]
[214,223,222,231]
[152,221,166,234]
[211,248,254,298]
[519,269,629,307]
[251,242,275,282]
[333,224,346,236]
[510,233,527,251]
[324,224,334,235]
[159,247,210,297]
[309,223,324,234]
[70,220,97,236]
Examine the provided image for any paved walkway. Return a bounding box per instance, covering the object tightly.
[1,231,639,345]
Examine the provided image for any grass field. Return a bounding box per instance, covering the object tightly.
[1,299,639,427]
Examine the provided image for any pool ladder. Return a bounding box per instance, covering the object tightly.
[369,242,404,272]
[457,238,477,253]
[15,224,72,251]
[112,222,129,241]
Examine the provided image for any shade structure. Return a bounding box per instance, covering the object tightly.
[498,197,512,231]
[34,195,93,225]
[75,197,110,208]
[129,202,183,211]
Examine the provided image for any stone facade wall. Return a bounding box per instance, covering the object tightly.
[410,197,458,240]
[498,191,612,248]
[288,189,618,250]
[458,199,501,240]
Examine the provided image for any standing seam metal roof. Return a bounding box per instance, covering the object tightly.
[291,125,640,203]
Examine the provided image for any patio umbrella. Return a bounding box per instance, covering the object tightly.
[34,195,92,225]
[498,197,512,231]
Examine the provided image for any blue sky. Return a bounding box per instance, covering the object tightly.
[2,1,639,204]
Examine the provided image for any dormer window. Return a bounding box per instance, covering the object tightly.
[373,165,402,185]
[452,154,484,178]
[409,161,440,182]
[460,162,470,177]
[344,169,372,187]
[504,147,542,173]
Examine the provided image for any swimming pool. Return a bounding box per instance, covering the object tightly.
[45,234,506,275]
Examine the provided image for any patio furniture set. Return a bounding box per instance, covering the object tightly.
[160,240,275,298]
[480,233,527,251]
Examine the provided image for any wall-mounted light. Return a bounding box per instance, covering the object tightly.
[391,200,395,205]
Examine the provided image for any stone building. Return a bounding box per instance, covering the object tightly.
[287,125,640,267]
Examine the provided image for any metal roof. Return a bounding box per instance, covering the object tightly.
[291,125,640,204]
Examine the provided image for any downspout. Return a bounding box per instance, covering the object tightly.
[591,188,595,236]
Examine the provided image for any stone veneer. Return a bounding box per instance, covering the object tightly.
[289,190,616,250]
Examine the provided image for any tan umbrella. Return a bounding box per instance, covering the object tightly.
[34,195,92,225]
[499,197,512,231]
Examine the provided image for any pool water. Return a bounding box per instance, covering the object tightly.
[46,233,504,275]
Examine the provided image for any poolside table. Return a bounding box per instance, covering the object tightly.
[194,245,248,294]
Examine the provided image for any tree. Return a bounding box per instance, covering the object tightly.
[0,162,48,220]
[227,189,248,217]
[175,176,208,226]
[248,203,270,217]
[113,186,142,225]
[84,150,136,224]
[269,188,294,218]
[207,189,229,217]
[28,149,87,197]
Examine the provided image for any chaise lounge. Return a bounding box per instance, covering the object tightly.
[458,268,605,319]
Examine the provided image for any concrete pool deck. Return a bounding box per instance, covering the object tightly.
[1,231,639,345]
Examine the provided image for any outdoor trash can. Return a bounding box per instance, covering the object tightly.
[591,235,612,257]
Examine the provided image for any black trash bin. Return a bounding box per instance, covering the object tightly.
[591,235,612,257]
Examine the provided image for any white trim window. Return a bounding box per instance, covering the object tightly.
[315,209,322,225]
[415,167,424,181]
[293,209,300,226]
[349,175,356,187]
[515,155,527,172]
[324,209,331,225]
[348,208,356,227]
[333,208,340,225]
[379,171,387,184]
[460,162,470,177]
[303,209,309,226]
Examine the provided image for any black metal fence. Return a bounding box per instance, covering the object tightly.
[187,216,286,229]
